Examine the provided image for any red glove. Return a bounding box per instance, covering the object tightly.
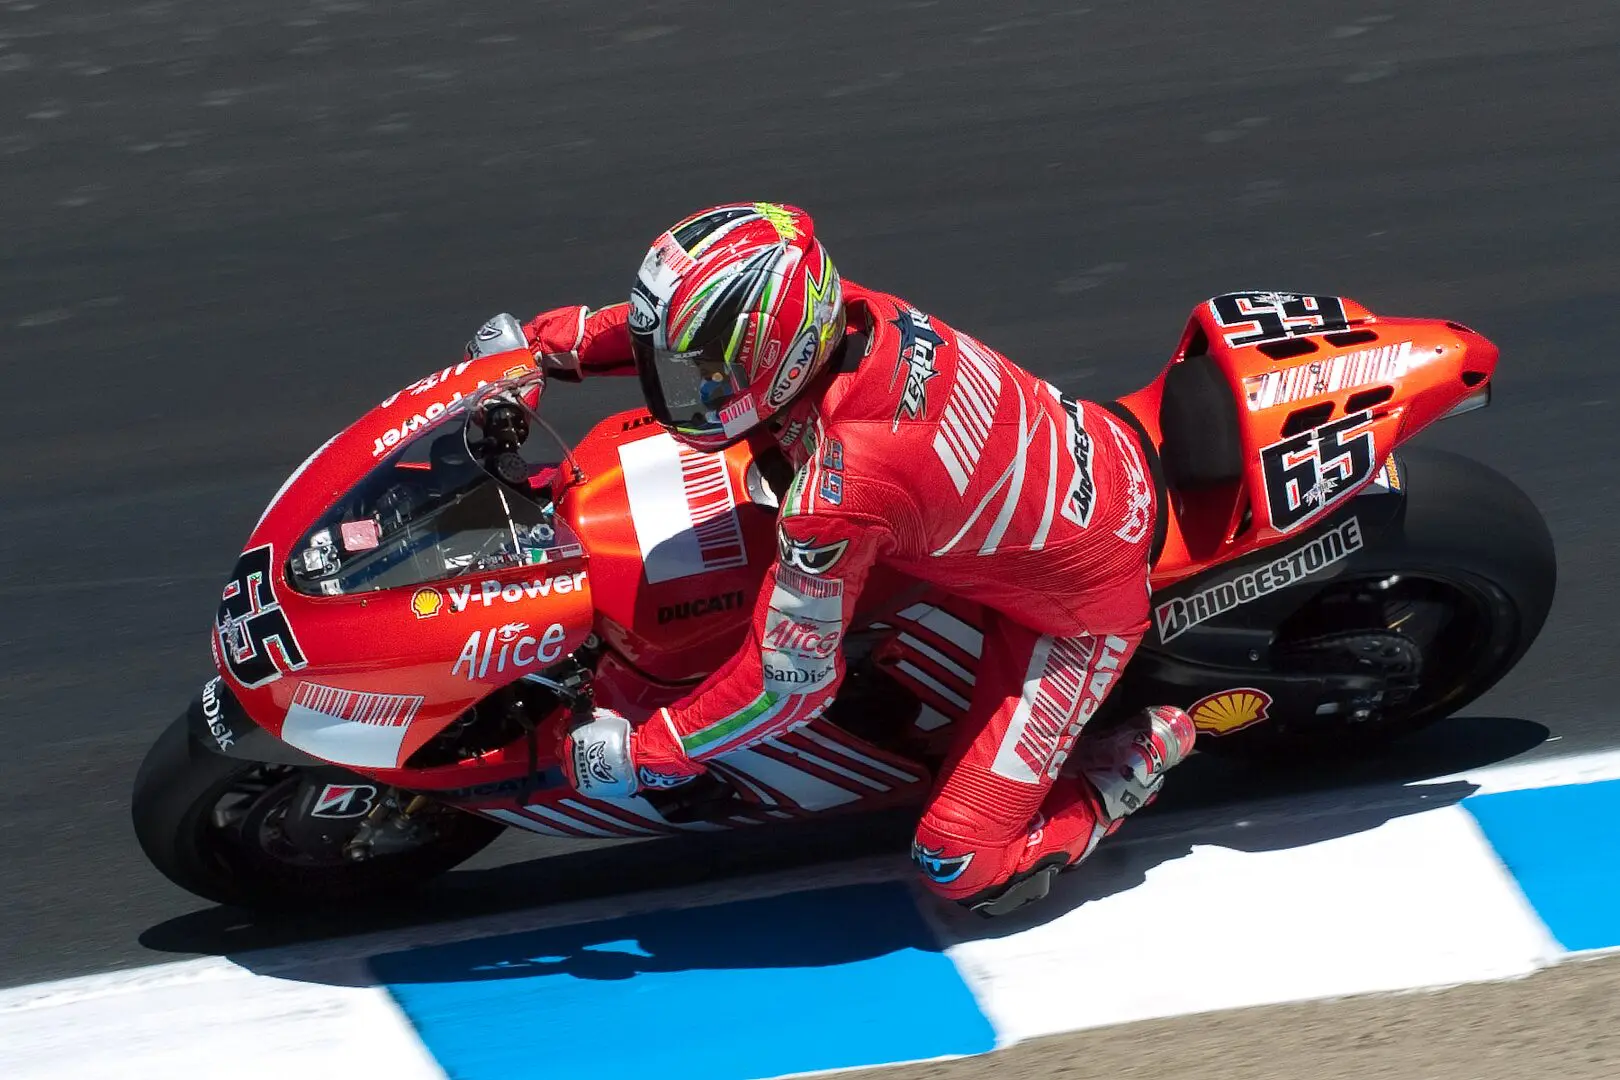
[523,306,588,380]
[523,303,636,380]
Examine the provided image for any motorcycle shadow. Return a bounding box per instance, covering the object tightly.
[140,714,1549,981]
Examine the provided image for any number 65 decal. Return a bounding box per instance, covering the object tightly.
[1260,410,1377,532]
[215,544,309,688]
[1210,292,1349,348]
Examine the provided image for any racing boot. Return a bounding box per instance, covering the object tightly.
[970,706,1197,917]
[1074,704,1199,822]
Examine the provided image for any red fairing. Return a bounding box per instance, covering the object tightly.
[215,348,597,787]
[1120,292,1500,586]
[561,409,777,690]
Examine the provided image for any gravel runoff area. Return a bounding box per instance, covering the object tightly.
[853,954,1620,1080]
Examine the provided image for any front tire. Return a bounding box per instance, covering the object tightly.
[131,713,505,908]
[1208,446,1556,757]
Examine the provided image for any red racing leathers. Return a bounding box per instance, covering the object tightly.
[525,282,1159,902]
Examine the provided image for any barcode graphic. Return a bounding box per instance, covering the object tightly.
[934,334,1003,495]
[678,448,747,572]
[776,565,845,599]
[293,683,423,727]
[1245,341,1413,410]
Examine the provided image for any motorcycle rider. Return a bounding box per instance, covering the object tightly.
[493,202,1196,915]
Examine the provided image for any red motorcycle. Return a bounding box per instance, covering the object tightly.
[132,292,1555,907]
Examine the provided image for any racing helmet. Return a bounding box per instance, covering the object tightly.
[629,202,846,452]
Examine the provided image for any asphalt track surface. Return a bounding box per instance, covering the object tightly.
[1,0,1616,991]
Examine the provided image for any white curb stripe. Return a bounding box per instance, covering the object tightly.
[936,803,1563,1043]
[0,958,443,1080]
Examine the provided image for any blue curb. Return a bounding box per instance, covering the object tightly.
[371,881,996,1080]
[1465,778,1620,953]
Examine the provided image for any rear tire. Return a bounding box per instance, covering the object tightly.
[131,713,504,908]
[1205,447,1555,758]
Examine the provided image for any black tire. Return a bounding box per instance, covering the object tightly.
[131,713,505,908]
[1205,446,1556,758]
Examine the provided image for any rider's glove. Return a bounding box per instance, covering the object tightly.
[521,306,589,382]
[561,707,704,800]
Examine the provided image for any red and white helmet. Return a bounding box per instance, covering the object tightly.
[628,202,846,452]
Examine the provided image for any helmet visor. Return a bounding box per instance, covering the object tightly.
[632,333,756,443]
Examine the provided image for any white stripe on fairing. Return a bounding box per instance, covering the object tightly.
[619,432,746,585]
[938,803,1562,1044]
[619,433,701,583]
[767,741,889,791]
[482,807,572,836]
[895,660,972,711]
[796,728,920,782]
[897,603,985,657]
[519,803,621,838]
[610,795,729,832]
[897,631,976,683]
[1244,340,1414,410]
[719,747,861,810]
[915,704,953,730]
[280,701,411,769]
[710,762,779,806]
[560,799,661,835]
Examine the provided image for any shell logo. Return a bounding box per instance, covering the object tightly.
[1188,688,1273,736]
[411,588,443,619]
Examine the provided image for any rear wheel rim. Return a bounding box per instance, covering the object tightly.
[1270,571,1515,731]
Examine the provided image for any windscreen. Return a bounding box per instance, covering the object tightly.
[285,372,584,597]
